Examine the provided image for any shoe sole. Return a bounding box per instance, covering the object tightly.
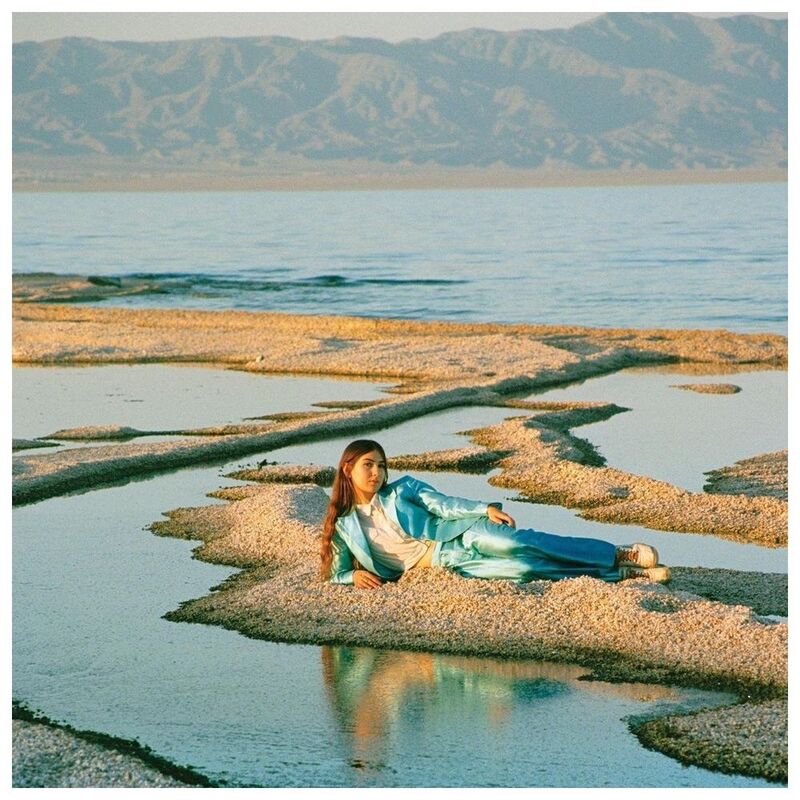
[619,564,671,583]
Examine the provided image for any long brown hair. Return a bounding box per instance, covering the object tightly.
[320,439,388,581]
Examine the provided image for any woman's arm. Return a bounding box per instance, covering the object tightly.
[330,531,385,587]
[329,531,356,584]
[409,477,503,520]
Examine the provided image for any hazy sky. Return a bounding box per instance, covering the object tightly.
[11,10,788,44]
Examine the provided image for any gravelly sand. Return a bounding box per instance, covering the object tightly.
[466,413,787,547]
[12,303,785,376]
[150,483,787,692]
[670,382,742,394]
[666,567,787,617]
[222,463,788,618]
[12,438,60,451]
[12,718,197,788]
[11,383,517,504]
[12,314,787,549]
[226,447,505,484]
[632,699,788,783]
[704,451,788,501]
[47,424,153,440]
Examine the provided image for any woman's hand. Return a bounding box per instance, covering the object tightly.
[353,569,384,589]
[487,506,516,528]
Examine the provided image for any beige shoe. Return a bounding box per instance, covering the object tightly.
[616,543,659,569]
[619,564,671,583]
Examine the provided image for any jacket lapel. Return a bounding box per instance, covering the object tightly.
[376,487,404,531]
[337,510,378,574]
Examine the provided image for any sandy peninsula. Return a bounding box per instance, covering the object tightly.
[12,298,788,783]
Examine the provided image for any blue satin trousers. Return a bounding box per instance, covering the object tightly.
[432,518,621,583]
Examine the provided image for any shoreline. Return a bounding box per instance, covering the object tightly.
[12,302,788,366]
[12,166,787,193]
[12,702,213,788]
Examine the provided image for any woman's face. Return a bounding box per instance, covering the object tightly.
[345,449,386,502]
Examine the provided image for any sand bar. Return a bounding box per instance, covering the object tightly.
[152,482,786,692]
[632,699,787,783]
[704,451,787,501]
[670,382,742,394]
[466,413,787,547]
[13,302,786,375]
[12,438,60,452]
[12,304,786,527]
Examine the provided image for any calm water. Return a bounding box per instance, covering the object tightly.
[11,364,392,441]
[526,365,787,493]
[12,182,786,333]
[12,368,781,787]
[12,475,758,788]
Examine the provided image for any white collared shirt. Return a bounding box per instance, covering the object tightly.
[355,494,430,573]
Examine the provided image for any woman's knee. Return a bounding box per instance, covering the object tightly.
[463,520,524,556]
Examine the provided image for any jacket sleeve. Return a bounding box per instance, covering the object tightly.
[329,529,355,585]
[409,477,502,520]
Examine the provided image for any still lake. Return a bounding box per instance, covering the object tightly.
[13,181,786,333]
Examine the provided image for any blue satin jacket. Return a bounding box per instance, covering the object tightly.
[330,475,501,584]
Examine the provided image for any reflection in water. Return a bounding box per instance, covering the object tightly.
[322,647,680,778]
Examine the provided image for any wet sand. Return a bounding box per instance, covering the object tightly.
[12,302,788,782]
[704,451,787,501]
[12,720,191,788]
[631,699,787,784]
[466,412,787,547]
[671,382,742,394]
[12,438,60,452]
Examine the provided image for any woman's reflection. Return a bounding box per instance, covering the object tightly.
[322,646,678,775]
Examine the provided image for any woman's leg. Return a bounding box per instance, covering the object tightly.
[442,518,620,582]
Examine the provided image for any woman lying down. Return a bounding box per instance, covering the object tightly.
[320,439,670,589]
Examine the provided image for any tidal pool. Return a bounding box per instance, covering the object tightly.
[12,366,786,786]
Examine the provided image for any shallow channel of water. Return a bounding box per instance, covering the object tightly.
[12,363,395,441]
[12,366,786,786]
[526,365,787,493]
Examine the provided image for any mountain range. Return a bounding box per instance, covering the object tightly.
[12,13,787,174]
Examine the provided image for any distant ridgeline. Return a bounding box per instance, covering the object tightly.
[12,13,787,172]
